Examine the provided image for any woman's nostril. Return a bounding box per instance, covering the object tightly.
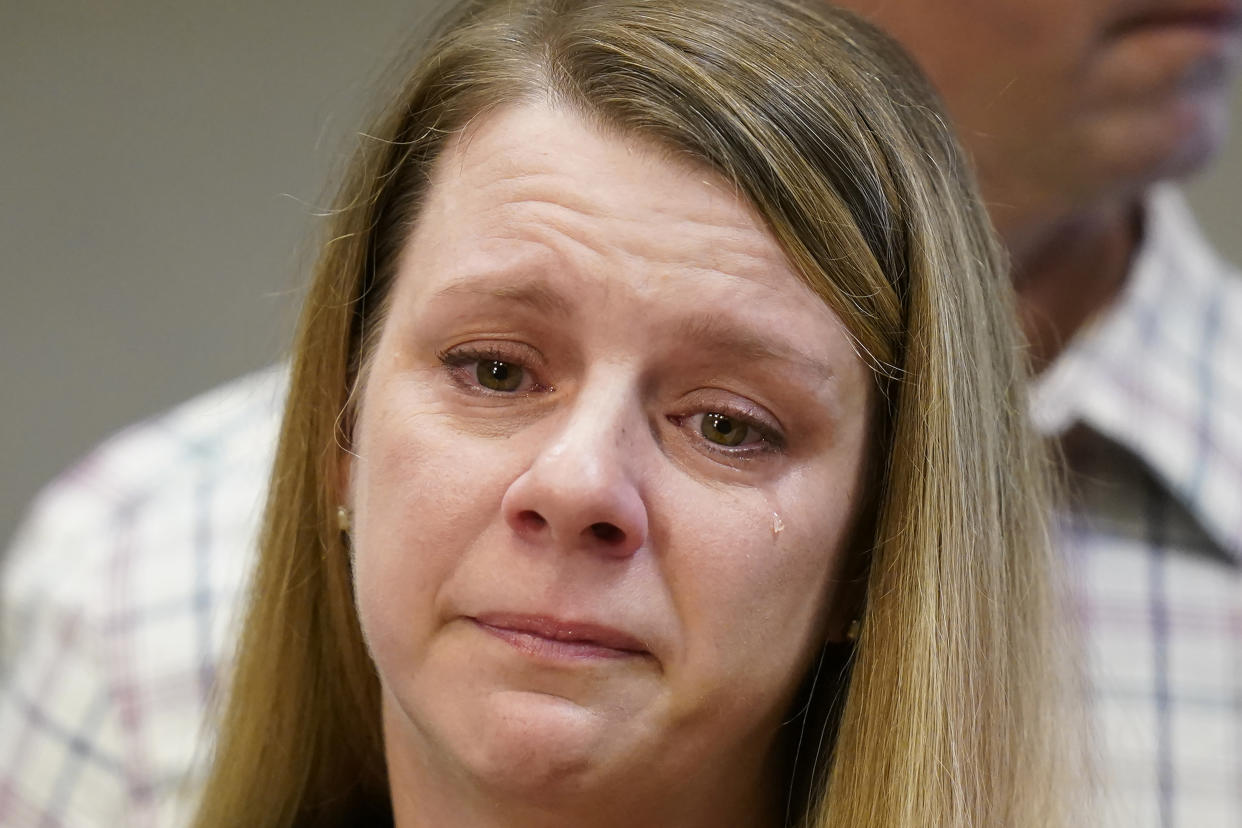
[517,510,547,531]
[589,522,625,544]
[511,510,632,548]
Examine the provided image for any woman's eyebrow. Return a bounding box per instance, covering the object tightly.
[428,277,574,320]
[674,314,838,384]
[425,276,839,384]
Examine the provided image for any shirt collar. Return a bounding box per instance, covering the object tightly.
[1030,186,1242,561]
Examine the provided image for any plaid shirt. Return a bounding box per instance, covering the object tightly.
[0,369,284,827]
[1,187,1239,826]
[1031,187,1242,827]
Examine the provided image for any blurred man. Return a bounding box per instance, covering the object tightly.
[827,1,1242,824]
[836,0,1238,365]
[3,1,1240,825]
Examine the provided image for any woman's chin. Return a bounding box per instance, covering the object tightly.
[394,685,648,800]
[468,691,611,788]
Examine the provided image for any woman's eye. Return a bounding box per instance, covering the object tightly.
[438,345,545,396]
[476,360,524,392]
[698,412,759,447]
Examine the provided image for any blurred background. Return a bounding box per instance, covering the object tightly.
[2,1,1241,547]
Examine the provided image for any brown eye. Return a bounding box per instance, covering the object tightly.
[700,412,749,447]
[476,360,524,392]
[469,360,519,392]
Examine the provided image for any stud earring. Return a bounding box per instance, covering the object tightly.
[845,618,861,642]
[336,505,352,533]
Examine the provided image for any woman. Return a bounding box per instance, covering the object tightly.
[194,0,1081,825]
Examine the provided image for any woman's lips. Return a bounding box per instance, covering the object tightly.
[472,613,650,660]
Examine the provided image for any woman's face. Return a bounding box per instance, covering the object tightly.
[347,103,873,822]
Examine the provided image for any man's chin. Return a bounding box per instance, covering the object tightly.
[1096,89,1234,193]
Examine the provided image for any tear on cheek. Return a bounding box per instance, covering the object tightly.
[770,511,785,538]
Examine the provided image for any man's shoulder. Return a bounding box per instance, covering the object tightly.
[1146,186,1242,306]
[31,365,285,515]
[4,366,287,600]
[88,364,286,488]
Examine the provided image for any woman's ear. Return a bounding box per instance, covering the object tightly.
[336,412,357,533]
[823,506,874,644]
[823,574,865,643]
[338,448,353,506]
[335,379,361,513]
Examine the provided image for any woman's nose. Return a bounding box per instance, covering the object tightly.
[500,387,649,558]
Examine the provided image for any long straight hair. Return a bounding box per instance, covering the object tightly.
[194,0,1082,824]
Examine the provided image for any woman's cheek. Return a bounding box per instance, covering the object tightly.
[349,407,463,665]
[700,483,848,665]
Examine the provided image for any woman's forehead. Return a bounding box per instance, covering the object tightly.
[415,103,786,282]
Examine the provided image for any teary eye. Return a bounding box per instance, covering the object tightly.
[437,344,546,397]
[700,412,749,446]
[477,360,524,392]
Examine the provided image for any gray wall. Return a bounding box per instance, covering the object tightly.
[3,3,1241,547]
[2,1,439,545]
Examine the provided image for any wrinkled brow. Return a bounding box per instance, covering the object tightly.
[430,278,574,319]
[673,314,838,384]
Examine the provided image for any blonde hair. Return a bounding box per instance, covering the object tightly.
[195,0,1081,825]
